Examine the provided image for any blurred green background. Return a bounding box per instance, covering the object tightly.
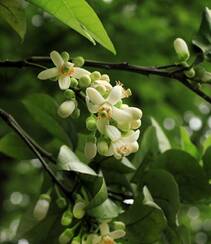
[0,0,211,243]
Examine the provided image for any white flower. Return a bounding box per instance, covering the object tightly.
[38,51,90,90]
[86,86,133,133]
[105,125,140,159]
[88,222,126,244]
[91,79,112,94]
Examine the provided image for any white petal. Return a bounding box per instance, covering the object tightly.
[131,119,142,129]
[37,67,59,80]
[107,85,123,105]
[130,141,139,153]
[104,144,114,157]
[100,222,110,236]
[50,50,64,68]
[58,76,71,90]
[86,97,99,113]
[72,67,90,79]
[124,107,143,120]
[124,130,140,143]
[57,101,75,118]
[110,230,126,239]
[96,117,109,134]
[106,125,121,141]
[112,107,133,123]
[86,87,105,105]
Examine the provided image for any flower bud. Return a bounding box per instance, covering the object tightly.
[79,75,91,88]
[61,210,73,226]
[117,123,130,132]
[58,101,76,118]
[84,141,97,160]
[96,85,107,95]
[131,119,141,129]
[56,197,67,209]
[129,107,143,120]
[73,201,86,219]
[101,74,110,82]
[64,89,75,100]
[71,108,80,119]
[71,236,81,244]
[70,78,78,88]
[97,140,109,155]
[59,228,74,244]
[86,116,97,131]
[113,221,126,231]
[184,68,195,78]
[33,194,51,221]
[174,38,190,61]
[72,56,85,67]
[61,51,70,62]
[90,71,101,81]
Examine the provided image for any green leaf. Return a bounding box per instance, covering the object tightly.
[192,7,211,61]
[58,145,96,176]
[119,196,167,244]
[23,94,70,145]
[100,156,136,174]
[87,198,121,219]
[28,0,116,54]
[0,132,33,160]
[141,169,180,226]
[153,149,210,202]
[0,0,26,39]
[180,127,199,160]
[203,146,211,179]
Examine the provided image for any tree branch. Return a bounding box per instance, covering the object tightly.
[0,57,211,104]
[0,108,72,199]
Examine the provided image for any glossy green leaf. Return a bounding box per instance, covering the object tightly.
[28,0,116,54]
[87,198,121,219]
[141,169,180,226]
[23,94,70,145]
[0,133,33,160]
[192,7,211,61]
[0,0,26,39]
[153,149,210,202]
[119,196,167,244]
[180,127,199,160]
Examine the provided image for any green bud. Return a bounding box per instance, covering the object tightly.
[61,51,70,62]
[87,135,97,143]
[113,221,126,230]
[96,85,107,96]
[118,123,130,132]
[101,74,110,82]
[64,89,75,100]
[56,197,67,209]
[71,236,81,244]
[72,56,85,67]
[86,116,97,131]
[73,201,86,219]
[97,140,109,155]
[90,71,101,81]
[115,100,123,108]
[79,75,91,88]
[70,78,78,88]
[59,228,74,244]
[61,210,73,226]
[71,108,80,119]
[184,68,195,78]
[174,38,190,62]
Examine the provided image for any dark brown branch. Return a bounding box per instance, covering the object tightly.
[0,57,211,104]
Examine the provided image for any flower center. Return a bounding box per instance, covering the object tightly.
[117,145,130,156]
[102,235,115,244]
[61,63,74,76]
[98,103,112,119]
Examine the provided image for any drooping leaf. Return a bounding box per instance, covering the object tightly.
[180,127,199,160]
[27,0,116,54]
[153,149,211,202]
[23,94,70,145]
[119,196,167,244]
[0,132,33,160]
[0,0,26,39]
[192,7,211,61]
[87,198,121,219]
[141,169,180,226]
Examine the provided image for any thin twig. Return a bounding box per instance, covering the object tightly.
[0,57,211,104]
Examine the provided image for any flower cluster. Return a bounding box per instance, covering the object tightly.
[38,51,143,160]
